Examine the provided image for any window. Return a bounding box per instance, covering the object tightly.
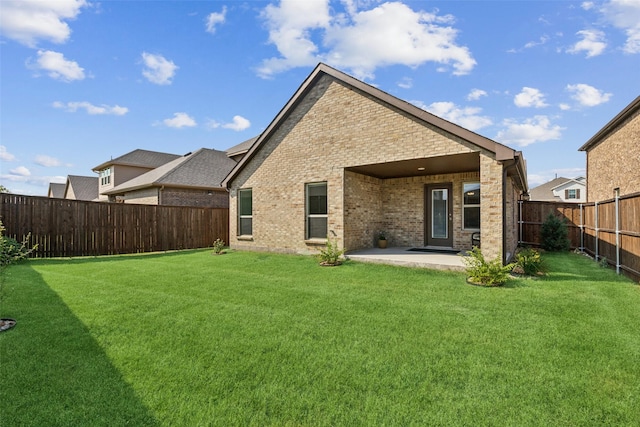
[238,189,252,236]
[566,189,580,199]
[100,168,111,185]
[463,183,480,230]
[306,182,327,239]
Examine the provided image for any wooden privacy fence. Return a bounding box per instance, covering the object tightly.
[519,192,640,282]
[0,194,229,258]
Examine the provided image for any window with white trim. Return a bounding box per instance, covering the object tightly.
[463,182,480,230]
[566,188,579,199]
[100,168,111,185]
[238,188,252,236]
[306,182,327,239]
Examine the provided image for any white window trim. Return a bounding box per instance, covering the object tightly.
[462,182,480,231]
[238,188,252,237]
[305,182,328,240]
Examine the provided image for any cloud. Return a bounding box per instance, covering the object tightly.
[258,0,475,80]
[567,29,607,57]
[416,101,492,131]
[0,0,87,47]
[162,112,196,128]
[9,166,31,177]
[581,2,596,11]
[141,52,178,85]
[31,50,85,82]
[600,0,640,54]
[496,116,564,147]
[205,6,227,34]
[528,167,586,187]
[34,155,61,167]
[53,101,128,115]
[467,89,487,101]
[397,77,413,89]
[514,87,548,108]
[0,146,16,161]
[566,83,612,106]
[207,115,251,131]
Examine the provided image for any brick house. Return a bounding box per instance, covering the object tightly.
[579,95,640,201]
[102,148,236,207]
[63,175,99,201]
[223,64,528,263]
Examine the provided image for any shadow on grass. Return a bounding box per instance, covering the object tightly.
[0,264,159,426]
[30,248,208,265]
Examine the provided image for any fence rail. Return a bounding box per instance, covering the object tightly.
[519,192,640,282]
[1,194,229,258]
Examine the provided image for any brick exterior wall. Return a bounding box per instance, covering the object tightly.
[161,188,229,208]
[122,187,159,205]
[228,74,510,258]
[586,107,640,201]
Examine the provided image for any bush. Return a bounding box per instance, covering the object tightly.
[462,247,514,286]
[318,237,345,266]
[1,221,36,268]
[212,238,225,255]
[513,247,544,276]
[540,213,570,252]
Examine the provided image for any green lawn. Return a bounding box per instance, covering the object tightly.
[1,250,639,426]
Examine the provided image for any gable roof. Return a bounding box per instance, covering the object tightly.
[48,182,66,198]
[529,177,586,201]
[579,95,640,152]
[103,148,236,195]
[65,175,99,201]
[226,136,258,158]
[223,63,526,189]
[92,149,181,172]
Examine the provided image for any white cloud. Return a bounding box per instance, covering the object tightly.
[0,146,16,161]
[566,83,612,106]
[397,77,413,89]
[162,112,196,128]
[496,115,563,147]
[567,29,607,57]
[31,50,85,82]
[581,2,595,11]
[258,0,475,80]
[0,0,87,47]
[514,87,548,108]
[35,155,61,167]
[528,167,586,187]
[559,103,571,111]
[467,89,487,101]
[53,101,128,115]
[418,101,492,131]
[205,6,227,34]
[9,166,31,177]
[207,115,252,131]
[141,52,178,85]
[600,0,640,53]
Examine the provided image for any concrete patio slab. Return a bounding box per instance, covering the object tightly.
[345,247,466,271]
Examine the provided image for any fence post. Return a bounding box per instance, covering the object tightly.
[579,203,584,252]
[518,200,523,246]
[615,188,620,274]
[594,201,599,261]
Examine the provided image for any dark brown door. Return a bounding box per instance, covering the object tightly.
[425,183,453,247]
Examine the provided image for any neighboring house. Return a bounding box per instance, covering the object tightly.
[48,182,66,198]
[103,148,236,207]
[529,177,586,203]
[226,137,258,162]
[92,149,181,201]
[223,63,528,263]
[579,95,640,201]
[64,175,99,201]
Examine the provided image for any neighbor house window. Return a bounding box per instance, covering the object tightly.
[306,182,327,239]
[566,189,579,199]
[238,188,252,236]
[463,183,480,230]
[100,168,111,185]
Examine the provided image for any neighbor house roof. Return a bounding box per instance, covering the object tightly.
[529,177,585,201]
[225,136,258,158]
[92,149,181,172]
[104,148,236,195]
[65,175,99,201]
[222,63,527,191]
[48,182,66,198]
[579,95,640,152]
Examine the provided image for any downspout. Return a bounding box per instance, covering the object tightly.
[502,159,518,265]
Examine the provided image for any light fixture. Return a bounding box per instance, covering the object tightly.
[418,167,425,171]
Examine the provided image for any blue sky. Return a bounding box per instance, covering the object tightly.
[1,0,639,196]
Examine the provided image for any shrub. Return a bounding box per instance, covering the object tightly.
[318,237,345,266]
[212,238,226,255]
[1,221,36,268]
[540,213,570,252]
[462,247,514,286]
[513,247,544,276]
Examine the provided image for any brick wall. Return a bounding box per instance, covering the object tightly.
[229,74,506,257]
[162,188,229,208]
[123,187,158,205]
[586,107,640,201]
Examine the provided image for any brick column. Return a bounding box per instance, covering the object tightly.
[480,154,503,261]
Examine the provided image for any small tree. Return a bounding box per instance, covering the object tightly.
[540,213,570,252]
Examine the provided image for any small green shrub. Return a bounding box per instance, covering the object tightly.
[212,238,225,255]
[540,213,570,252]
[514,247,544,276]
[462,247,514,286]
[599,257,609,268]
[1,221,36,268]
[318,237,345,266]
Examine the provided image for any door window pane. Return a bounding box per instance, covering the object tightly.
[432,189,448,239]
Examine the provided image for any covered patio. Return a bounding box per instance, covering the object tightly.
[345,246,466,271]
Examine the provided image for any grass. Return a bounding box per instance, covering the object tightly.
[1,250,639,426]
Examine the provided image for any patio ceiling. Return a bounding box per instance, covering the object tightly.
[345,152,480,179]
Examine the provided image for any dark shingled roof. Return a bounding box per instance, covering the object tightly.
[48,182,66,198]
[65,175,99,201]
[92,149,181,172]
[226,136,259,158]
[104,148,236,195]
